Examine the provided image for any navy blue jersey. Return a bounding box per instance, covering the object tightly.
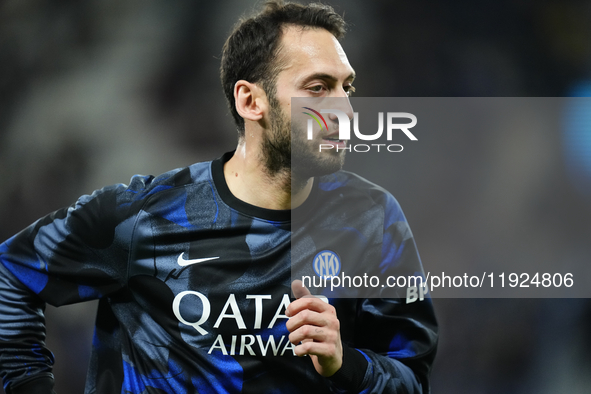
[0,152,437,393]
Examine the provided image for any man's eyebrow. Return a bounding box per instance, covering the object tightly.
[301,72,356,84]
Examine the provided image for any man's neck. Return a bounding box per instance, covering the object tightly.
[223,144,313,210]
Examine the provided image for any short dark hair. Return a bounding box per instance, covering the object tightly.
[220,1,346,137]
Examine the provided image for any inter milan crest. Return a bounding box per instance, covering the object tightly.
[312,250,341,278]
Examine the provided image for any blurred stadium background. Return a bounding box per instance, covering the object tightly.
[1,0,591,393]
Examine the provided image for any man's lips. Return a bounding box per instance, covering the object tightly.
[323,136,343,142]
[322,131,342,141]
[320,132,347,148]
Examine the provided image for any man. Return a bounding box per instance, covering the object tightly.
[0,1,437,393]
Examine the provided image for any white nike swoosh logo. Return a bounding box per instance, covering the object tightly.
[177,253,219,267]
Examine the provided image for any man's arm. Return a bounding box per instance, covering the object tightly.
[286,283,437,394]
[0,176,151,392]
[338,190,438,393]
[286,186,438,393]
[0,262,56,394]
[346,297,438,393]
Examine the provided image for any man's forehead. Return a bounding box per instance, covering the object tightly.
[278,25,354,76]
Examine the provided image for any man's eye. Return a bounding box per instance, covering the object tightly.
[308,85,324,93]
[344,85,356,96]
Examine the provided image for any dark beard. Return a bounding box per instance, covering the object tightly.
[261,95,346,187]
[261,105,291,177]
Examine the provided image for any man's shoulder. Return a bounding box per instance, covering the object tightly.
[125,160,212,196]
[317,170,393,199]
[316,170,406,220]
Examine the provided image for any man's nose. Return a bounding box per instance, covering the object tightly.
[325,95,354,123]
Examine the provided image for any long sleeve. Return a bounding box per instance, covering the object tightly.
[354,297,437,393]
[0,175,152,392]
[327,295,437,394]
[325,178,438,393]
[355,188,438,393]
[0,262,55,393]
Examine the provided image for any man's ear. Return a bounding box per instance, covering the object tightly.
[234,80,268,122]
